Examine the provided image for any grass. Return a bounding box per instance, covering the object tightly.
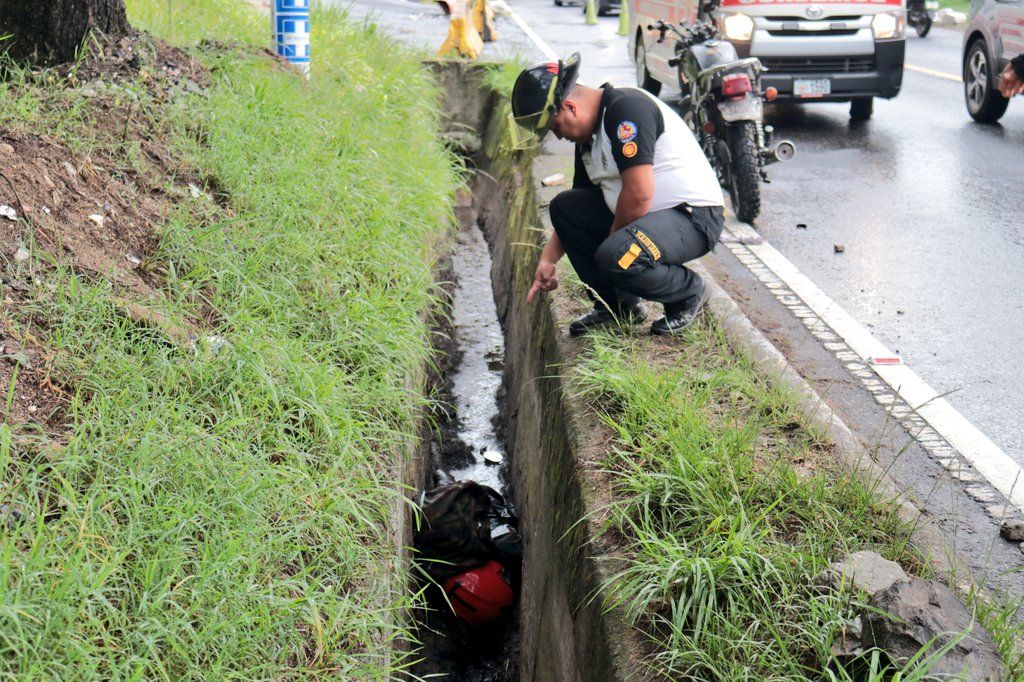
[0,0,459,677]
[570,318,1024,680]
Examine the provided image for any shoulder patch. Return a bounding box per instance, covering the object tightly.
[616,121,638,143]
[622,141,638,158]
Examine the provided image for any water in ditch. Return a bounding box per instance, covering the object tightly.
[409,206,520,680]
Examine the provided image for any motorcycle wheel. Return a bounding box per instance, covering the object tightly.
[727,121,761,225]
[915,15,932,37]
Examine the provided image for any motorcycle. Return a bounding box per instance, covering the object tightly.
[907,0,938,37]
[650,3,794,224]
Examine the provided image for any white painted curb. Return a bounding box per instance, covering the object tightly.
[695,260,968,582]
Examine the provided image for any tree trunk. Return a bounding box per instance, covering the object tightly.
[0,0,131,65]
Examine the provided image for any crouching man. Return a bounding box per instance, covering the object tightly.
[513,53,726,335]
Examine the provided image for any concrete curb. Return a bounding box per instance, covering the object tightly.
[694,259,970,585]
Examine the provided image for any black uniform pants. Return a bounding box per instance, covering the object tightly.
[548,188,724,310]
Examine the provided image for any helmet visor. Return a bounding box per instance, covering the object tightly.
[511,68,561,135]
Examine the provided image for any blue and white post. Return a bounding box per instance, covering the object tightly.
[272,0,311,77]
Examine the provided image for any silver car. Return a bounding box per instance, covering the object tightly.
[963,0,1024,121]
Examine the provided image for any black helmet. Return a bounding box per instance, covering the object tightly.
[511,53,581,133]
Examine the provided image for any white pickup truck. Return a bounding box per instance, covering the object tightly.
[629,0,906,119]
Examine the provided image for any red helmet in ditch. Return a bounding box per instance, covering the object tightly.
[443,560,515,625]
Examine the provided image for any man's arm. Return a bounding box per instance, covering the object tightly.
[603,95,663,232]
[610,164,654,233]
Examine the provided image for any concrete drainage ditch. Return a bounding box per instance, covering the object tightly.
[396,61,631,681]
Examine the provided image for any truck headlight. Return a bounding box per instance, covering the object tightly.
[871,11,904,39]
[722,13,754,41]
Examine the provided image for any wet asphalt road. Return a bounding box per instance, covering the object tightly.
[339,0,1024,473]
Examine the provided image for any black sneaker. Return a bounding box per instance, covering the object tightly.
[651,281,711,336]
[568,302,647,337]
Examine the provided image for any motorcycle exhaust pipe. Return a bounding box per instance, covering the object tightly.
[763,140,796,164]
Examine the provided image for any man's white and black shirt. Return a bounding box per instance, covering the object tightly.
[574,84,724,212]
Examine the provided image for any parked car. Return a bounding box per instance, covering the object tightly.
[629,0,907,120]
[554,0,622,16]
[962,0,1024,122]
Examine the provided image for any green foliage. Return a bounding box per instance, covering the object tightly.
[0,0,458,677]
[571,321,992,680]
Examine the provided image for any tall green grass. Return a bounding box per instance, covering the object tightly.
[573,322,1023,680]
[0,1,458,677]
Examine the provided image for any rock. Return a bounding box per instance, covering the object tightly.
[826,551,909,597]
[834,244,846,253]
[863,578,1007,681]
[87,213,105,226]
[999,519,1024,542]
[14,246,30,262]
[830,615,864,657]
[0,205,17,221]
[541,173,566,187]
[0,143,14,155]
[0,505,29,529]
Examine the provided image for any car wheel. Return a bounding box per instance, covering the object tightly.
[634,37,662,96]
[850,97,873,121]
[964,40,1009,123]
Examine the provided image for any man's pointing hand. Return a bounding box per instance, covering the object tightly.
[526,260,559,304]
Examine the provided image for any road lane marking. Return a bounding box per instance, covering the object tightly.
[507,7,559,60]
[906,63,962,82]
[723,217,1024,515]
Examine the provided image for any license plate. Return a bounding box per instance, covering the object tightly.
[794,78,831,98]
[718,96,763,122]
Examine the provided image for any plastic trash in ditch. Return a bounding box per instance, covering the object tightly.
[415,477,522,579]
[414,475,522,623]
[443,559,514,625]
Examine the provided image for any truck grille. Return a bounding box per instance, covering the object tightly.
[765,14,862,21]
[759,56,876,73]
[766,28,859,36]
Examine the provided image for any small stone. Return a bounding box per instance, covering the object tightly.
[188,183,203,198]
[827,551,909,597]
[999,519,1024,542]
[541,173,566,187]
[483,450,504,464]
[14,246,30,262]
[43,207,51,215]
[897,309,905,315]
[834,244,846,253]
[87,213,105,226]
[0,205,17,221]
[0,143,14,155]
[81,87,98,97]
[27,405,37,413]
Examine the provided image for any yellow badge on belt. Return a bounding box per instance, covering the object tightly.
[622,141,638,158]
